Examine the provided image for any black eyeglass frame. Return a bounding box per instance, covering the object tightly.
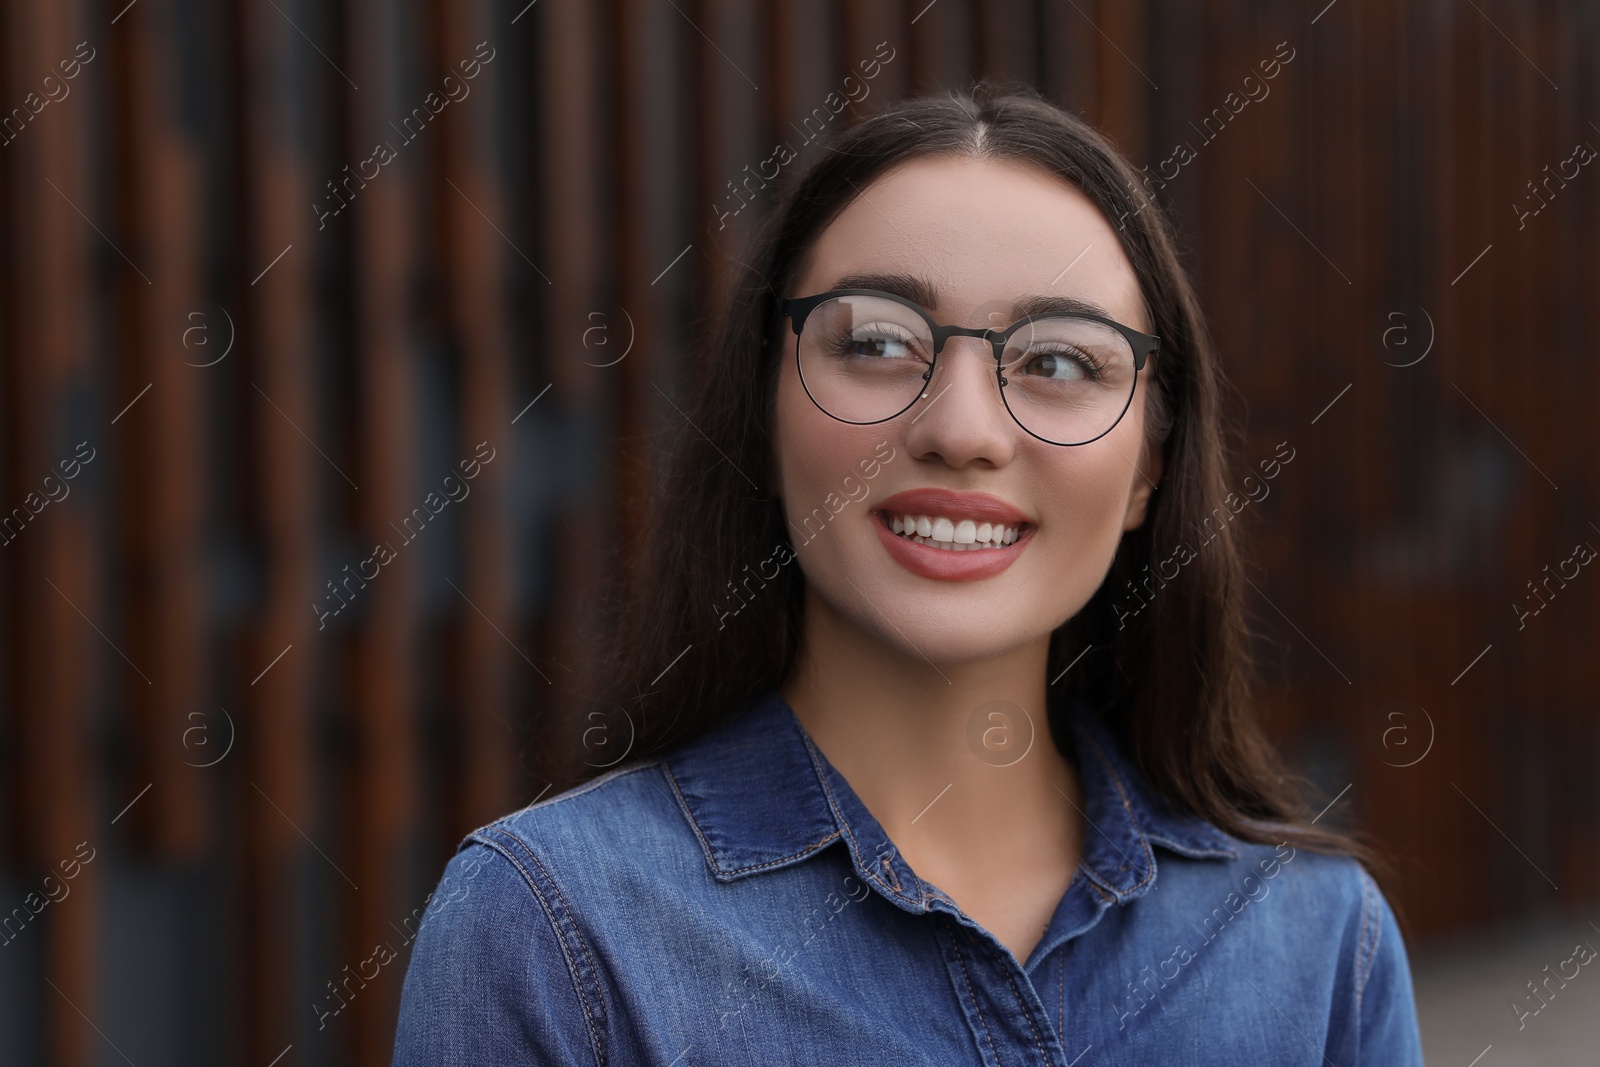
[779,287,1161,446]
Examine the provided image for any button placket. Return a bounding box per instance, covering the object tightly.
[929,913,1079,1066]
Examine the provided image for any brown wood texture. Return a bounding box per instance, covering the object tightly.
[116,0,207,861]
[3,4,99,1067]
[235,0,319,1059]
[341,0,418,1061]
[0,2,1595,1064]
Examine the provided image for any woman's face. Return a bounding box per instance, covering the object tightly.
[771,154,1163,666]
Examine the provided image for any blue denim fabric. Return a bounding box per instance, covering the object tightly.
[392,690,1425,1065]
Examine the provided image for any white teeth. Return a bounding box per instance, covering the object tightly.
[885,512,1027,550]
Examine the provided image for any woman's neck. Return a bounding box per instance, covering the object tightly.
[779,586,1084,898]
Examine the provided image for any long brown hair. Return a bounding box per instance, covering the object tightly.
[550,81,1389,888]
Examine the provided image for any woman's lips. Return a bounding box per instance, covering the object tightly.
[870,509,1035,582]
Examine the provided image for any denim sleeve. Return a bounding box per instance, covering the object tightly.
[1354,867,1426,1065]
[391,839,604,1066]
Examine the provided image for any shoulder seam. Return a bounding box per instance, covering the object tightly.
[1354,864,1381,1019]
[483,761,665,831]
[466,830,609,1067]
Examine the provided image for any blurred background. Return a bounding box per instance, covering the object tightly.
[1,0,1597,1064]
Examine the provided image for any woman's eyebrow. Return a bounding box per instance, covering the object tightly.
[827,270,1118,321]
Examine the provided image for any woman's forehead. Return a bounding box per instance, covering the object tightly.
[798,155,1146,329]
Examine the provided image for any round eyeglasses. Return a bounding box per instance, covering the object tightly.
[780,288,1159,446]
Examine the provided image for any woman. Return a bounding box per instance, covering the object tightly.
[392,83,1425,1064]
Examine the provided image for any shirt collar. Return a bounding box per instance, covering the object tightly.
[661,690,1238,908]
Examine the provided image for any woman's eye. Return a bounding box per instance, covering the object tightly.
[844,337,908,359]
[1021,346,1099,380]
[835,325,919,360]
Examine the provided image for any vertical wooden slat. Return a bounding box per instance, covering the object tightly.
[1317,0,1365,743]
[1464,0,1516,924]
[769,0,832,153]
[0,0,11,877]
[1092,0,1149,156]
[1414,0,1467,933]
[977,0,1036,87]
[1346,0,1397,899]
[1353,0,1437,927]
[697,0,764,341]
[1434,0,1482,934]
[533,0,608,789]
[437,0,518,834]
[119,0,208,858]
[1518,0,1572,908]
[39,531,97,1067]
[841,0,909,102]
[1502,0,1541,915]
[345,0,418,1059]
[907,0,968,92]
[236,0,319,1057]
[4,3,99,1065]
[1042,0,1100,117]
[610,0,648,599]
[1553,0,1600,899]
[610,0,672,592]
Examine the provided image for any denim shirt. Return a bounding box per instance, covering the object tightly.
[391,691,1425,1065]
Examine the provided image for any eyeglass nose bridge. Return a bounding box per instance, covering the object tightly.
[929,321,1012,361]
[916,323,1013,401]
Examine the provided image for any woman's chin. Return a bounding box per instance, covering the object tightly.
[868,619,1050,672]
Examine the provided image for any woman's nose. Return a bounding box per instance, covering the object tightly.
[902,336,1019,467]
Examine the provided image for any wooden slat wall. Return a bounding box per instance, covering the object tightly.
[0,1,1597,1064]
